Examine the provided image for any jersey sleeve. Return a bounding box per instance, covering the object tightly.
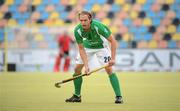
[74,28,83,44]
[97,23,111,38]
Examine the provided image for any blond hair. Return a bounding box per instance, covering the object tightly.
[78,11,93,20]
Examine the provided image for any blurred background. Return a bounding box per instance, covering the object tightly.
[0,0,179,72]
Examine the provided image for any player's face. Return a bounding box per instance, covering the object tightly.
[79,14,91,31]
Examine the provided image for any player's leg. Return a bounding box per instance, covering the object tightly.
[53,54,62,72]
[66,64,83,102]
[63,52,70,71]
[66,51,84,102]
[105,66,123,103]
[63,57,70,71]
[96,48,123,104]
[66,49,94,103]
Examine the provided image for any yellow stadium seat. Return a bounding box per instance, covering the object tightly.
[7,19,17,26]
[0,12,3,19]
[32,0,42,6]
[136,0,146,5]
[172,33,180,41]
[149,40,157,48]
[115,0,125,5]
[34,33,44,42]
[55,19,64,26]
[143,18,152,26]
[44,19,64,27]
[166,25,176,34]
[122,4,131,12]
[130,11,138,20]
[69,0,77,5]
[102,18,111,26]
[123,33,132,42]
[92,4,101,13]
[110,26,118,34]
[49,12,59,19]
[165,0,174,4]
[5,0,14,5]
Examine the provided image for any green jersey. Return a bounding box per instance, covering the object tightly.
[74,20,111,49]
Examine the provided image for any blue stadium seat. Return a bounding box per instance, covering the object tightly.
[51,0,60,5]
[44,34,54,42]
[84,4,93,11]
[129,26,138,33]
[9,5,17,12]
[176,10,180,18]
[142,4,152,11]
[147,0,155,4]
[0,29,4,42]
[39,27,49,33]
[60,12,68,20]
[13,12,21,19]
[133,33,143,41]
[42,0,49,5]
[177,25,180,32]
[14,0,23,5]
[21,13,30,19]
[168,40,177,48]
[17,19,26,25]
[48,41,58,49]
[56,5,65,12]
[175,0,180,4]
[143,33,152,41]
[138,26,148,33]
[7,32,15,42]
[123,19,131,26]
[36,5,45,12]
[156,11,166,18]
[41,12,49,19]
[88,0,97,4]
[119,41,128,48]
[97,0,106,4]
[152,18,161,26]
[147,11,156,18]
[111,4,120,12]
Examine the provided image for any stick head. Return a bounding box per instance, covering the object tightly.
[55,83,61,88]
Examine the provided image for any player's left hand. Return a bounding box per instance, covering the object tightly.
[84,65,90,76]
[108,59,115,66]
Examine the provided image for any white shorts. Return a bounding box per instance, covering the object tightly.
[75,47,111,70]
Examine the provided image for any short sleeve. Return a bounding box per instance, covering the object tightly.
[97,24,111,38]
[74,28,83,44]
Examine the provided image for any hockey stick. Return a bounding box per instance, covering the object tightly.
[55,65,109,88]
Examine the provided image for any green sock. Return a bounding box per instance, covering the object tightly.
[73,73,82,96]
[109,73,121,96]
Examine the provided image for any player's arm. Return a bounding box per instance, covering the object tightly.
[97,23,117,66]
[74,27,89,73]
[107,35,117,66]
[78,44,89,73]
